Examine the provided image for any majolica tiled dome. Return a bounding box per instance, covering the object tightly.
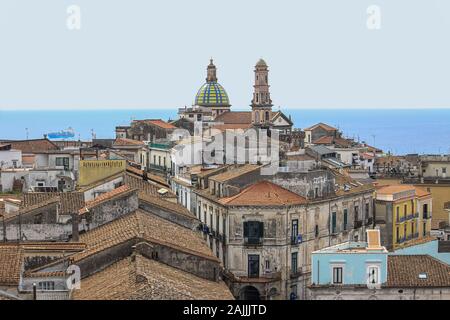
[195,82,230,107]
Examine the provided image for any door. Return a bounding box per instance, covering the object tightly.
[248,255,260,278]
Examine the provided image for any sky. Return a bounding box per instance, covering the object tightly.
[0,0,449,110]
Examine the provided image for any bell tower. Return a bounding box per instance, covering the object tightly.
[251,59,273,127]
[206,58,217,83]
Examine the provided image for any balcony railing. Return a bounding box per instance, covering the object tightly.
[149,164,167,172]
[407,214,414,221]
[244,237,263,246]
[413,232,419,238]
[397,216,406,223]
[354,220,362,229]
[423,212,432,219]
[398,236,406,244]
[291,234,303,245]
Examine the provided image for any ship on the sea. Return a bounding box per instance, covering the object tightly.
[47,127,75,139]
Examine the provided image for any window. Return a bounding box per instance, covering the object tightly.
[12,160,18,168]
[38,281,55,291]
[315,225,319,238]
[404,204,407,216]
[365,203,370,220]
[423,222,427,237]
[33,213,43,224]
[367,266,380,285]
[354,206,359,220]
[223,216,226,236]
[291,219,299,241]
[314,187,319,198]
[396,206,400,222]
[343,209,348,231]
[331,212,337,234]
[55,157,70,170]
[443,167,447,174]
[244,221,264,244]
[291,252,298,274]
[396,226,400,242]
[248,255,260,278]
[265,259,270,271]
[332,267,343,284]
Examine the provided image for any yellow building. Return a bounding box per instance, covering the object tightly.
[376,178,450,231]
[375,185,432,250]
[78,160,126,187]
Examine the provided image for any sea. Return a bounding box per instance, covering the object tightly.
[0,108,449,156]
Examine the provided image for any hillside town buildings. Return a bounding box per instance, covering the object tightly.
[1,59,449,301]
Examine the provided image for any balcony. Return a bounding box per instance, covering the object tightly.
[244,237,263,246]
[354,220,362,229]
[413,232,419,238]
[398,236,406,244]
[291,234,303,245]
[396,216,406,223]
[423,212,432,219]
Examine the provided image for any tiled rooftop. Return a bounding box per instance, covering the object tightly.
[73,254,233,300]
[209,164,260,183]
[386,255,450,287]
[0,139,59,153]
[113,138,145,146]
[139,194,195,219]
[133,119,176,130]
[79,185,135,215]
[22,192,85,215]
[220,180,307,207]
[0,245,23,286]
[304,122,337,132]
[73,210,218,263]
[125,172,175,199]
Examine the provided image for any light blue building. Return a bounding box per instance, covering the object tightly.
[392,239,450,265]
[311,231,388,287]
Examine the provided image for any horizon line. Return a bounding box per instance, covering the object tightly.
[2,106,450,111]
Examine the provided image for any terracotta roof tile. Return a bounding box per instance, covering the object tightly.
[220,180,307,207]
[73,210,217,263]
[0,139,59,154]
[376,185,416,195]
[214,111,252,124]
[73,254,233,300]
[386,255,450,287]
[313,136,353,147]
[22,192,85,215]
[125,173,175,199]
[211,123,253,131]
[139,194,196,219]
[113,138,145,146]
[133,119,176,129]
[304,122,338,132]
[79,185,135,215]
[210,164,260,183]
[0,245,23,286]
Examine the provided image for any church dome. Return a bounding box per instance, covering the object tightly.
[195,82,230,107]
[194,59,230,107]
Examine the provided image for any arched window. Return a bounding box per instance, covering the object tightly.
[265,111,270,121]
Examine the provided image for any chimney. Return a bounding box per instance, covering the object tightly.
[71,212,79,242]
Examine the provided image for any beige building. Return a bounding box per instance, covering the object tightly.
[192,165,374,300]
